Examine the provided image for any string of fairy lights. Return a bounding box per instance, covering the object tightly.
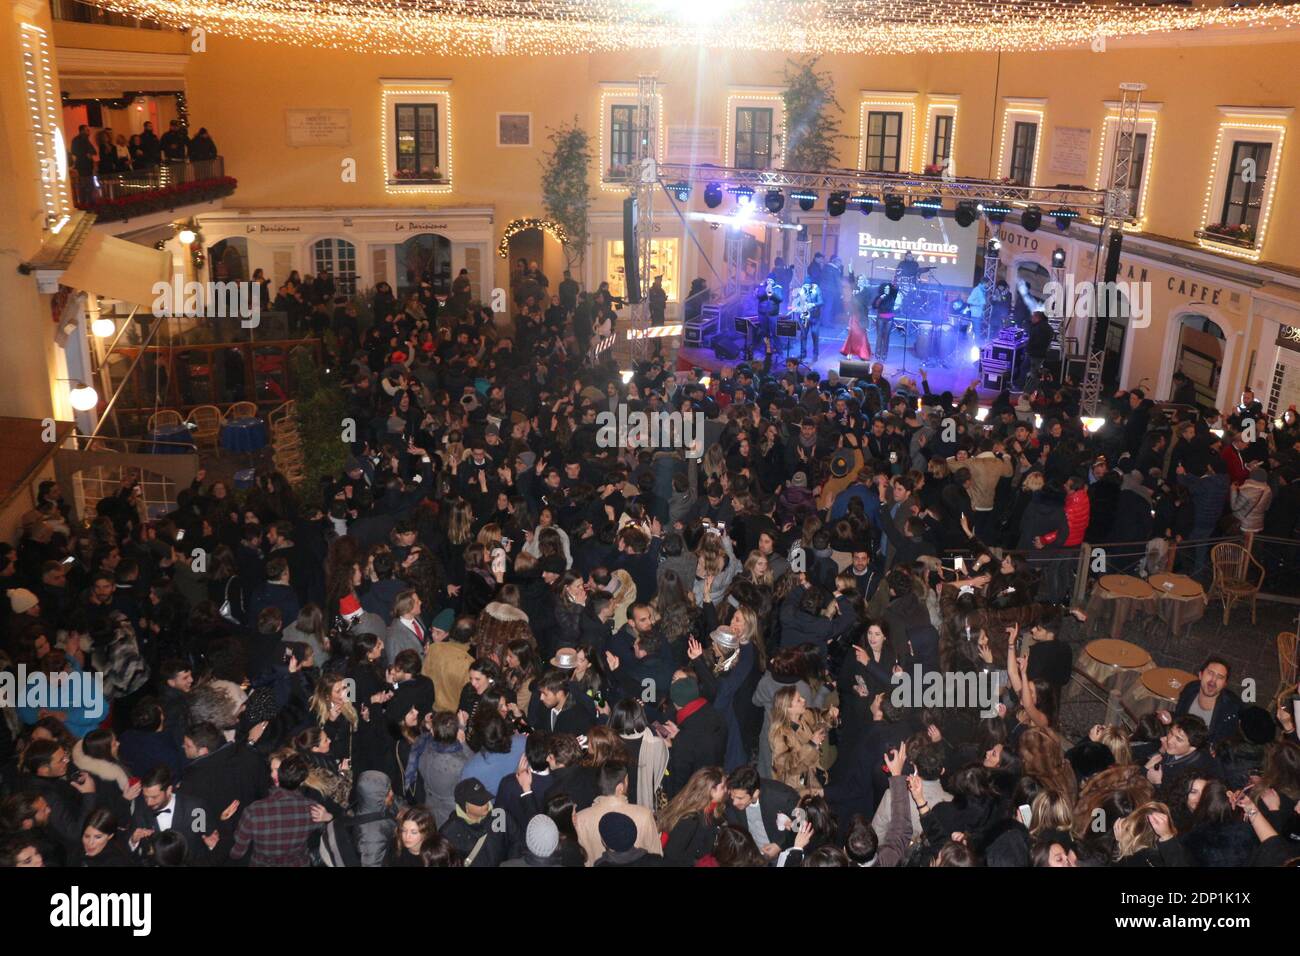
[81,0,1300,56]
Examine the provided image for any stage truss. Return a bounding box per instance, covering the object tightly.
[629,79,1141,404]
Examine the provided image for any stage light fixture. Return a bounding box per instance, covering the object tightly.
[850,194,876,214]
[1052,247,1067,268]
[1022,205,1043,232]
[968,345,982,363]
[884,194,905,221]
[764,189,785,213]
[987,237,1002,254]
[978,202,1010,224]
[1052,208,1079,230]
[827,192,848,217]
[670,181,691,202]
[914,195,943,219]
[729,185,754,206]
[954,201,977,227]
[790,189,816,212]
[704,182,723,208]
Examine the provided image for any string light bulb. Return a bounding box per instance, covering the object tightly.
[76,1,1300,56]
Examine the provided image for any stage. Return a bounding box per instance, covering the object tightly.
[675,315,1002,402]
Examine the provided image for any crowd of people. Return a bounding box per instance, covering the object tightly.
[2,267,1299,869]
[69,118,219,203]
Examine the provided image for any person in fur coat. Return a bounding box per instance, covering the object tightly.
[768,686,828,795]
[72,729,140,823]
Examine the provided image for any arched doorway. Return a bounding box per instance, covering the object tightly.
[507,227,545,307]
[209,238,249,282]
[1171,313,1226,408]
[398,233,452,297]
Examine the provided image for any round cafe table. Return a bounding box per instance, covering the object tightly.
[1147,572,1207,638]
[1125,667,1197,718]
[1077,638,1154,693]
[147,424,195,455]
[220,416,268,454]
[1086,574,1157,639]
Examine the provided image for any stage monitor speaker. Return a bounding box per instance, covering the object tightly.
[712,333,743,361]
[622,196,641,304]
[1103,230,1124,284]
[839,360,874,379]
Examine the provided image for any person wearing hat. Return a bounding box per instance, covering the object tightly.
[438,778,517,867]
[499,814,565,867]
[8,588,40,623]
[337,593,387,642]
[1229,466,1272,534]
[662,673,727,800]
[421,610,472,714]
[593,811,664,867]
[573,764,662,866]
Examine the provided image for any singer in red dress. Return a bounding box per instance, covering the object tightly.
[840,278,873,361]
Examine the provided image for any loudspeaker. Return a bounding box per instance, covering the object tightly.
[711,334,743,360]
[982,368,1008,391]
[775,320,798,338]
[622,196,641,304]
[1103,230,1124,284]
[839,360,874,379]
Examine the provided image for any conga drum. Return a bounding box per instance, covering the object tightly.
[912,320,933,359]
[1086,574,1157,639]
[1125,667,1197,718]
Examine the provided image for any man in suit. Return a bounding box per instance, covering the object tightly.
[266,521,324,608]
[181,722,270,836]
[494,732,555,831]
[724,765,799,862]
[536,669,594,735]
[662,675,727,799]
[129,766,221,862]
[384,589,426,666]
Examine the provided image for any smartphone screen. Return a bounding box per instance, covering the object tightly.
[954,556,966,573]
[175,530,185,541]
[1017,803,1032,827]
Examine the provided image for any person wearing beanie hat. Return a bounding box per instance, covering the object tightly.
[1230,466,1272,533]
[574,763,663,865]
[594,811,663,867]
[8,588,39,617]
[500,815,564,867]
[663,673,728,800]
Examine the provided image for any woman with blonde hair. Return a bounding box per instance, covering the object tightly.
[658,766,726,866]
[581,725,628,769]
[769,686,826,795]
[1028,789,1075,839]
[1113,801,1188,866]
[475,523,504,551]
[311,671,359,765]
[742,550,774,589]
[692,526,738,606]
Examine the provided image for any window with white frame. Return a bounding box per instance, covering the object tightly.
[998,104,1044,186]
[381,82,452,193]
[858,95,917,173]
[1198,110,1289,257]
[1096,110,1158,225]
[312,238,358,295]
[599,87,664,188]
[726,92,784,172]
[609,103,636,179]
[932,114,954,168]
[735,107,773,169]
[865,111,903,172]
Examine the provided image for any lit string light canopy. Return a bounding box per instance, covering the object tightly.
[83,0,1300,56]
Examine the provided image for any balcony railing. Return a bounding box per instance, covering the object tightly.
[50,0,167,28]
[74,157,237,221]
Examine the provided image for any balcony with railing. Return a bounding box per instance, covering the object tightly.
[73,157,238,222]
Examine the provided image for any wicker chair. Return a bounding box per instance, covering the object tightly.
[1208,543,1265,624]
[187,405,224,452]
[228,401,259,420]
[147,409,184,433]
[1278,632,1298,694]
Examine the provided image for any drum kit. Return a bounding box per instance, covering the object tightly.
[883,266,963,368]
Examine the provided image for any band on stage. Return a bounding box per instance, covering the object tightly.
[739,251,1025,380]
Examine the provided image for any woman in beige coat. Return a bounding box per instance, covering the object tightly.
[769,686,827,795]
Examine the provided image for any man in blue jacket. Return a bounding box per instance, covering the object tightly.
[1167,657,1241,745]
[1176,458,1230,579]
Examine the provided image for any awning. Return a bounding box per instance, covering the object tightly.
[60,231,173,309]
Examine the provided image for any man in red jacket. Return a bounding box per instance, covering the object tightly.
[1063,474,1091,547]
[1219,430,1251,485]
